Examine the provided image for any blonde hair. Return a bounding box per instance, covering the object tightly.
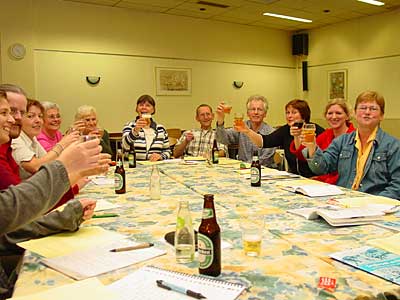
[355,90,385,114]
[75,105,97,121]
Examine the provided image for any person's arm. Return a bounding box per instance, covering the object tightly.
[121,121,137,151]
[377,140,400,199]
[306,137,342,176]
[173,132,190,158]
[0,161,70,235]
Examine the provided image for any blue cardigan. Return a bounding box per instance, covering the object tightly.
[308,128,400,199]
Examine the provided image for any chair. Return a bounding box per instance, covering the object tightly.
[166,128,182,139]
[274,149,288,171]
[227,143,239,159]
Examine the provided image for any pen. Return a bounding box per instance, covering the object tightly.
[92,213,119,218]
[156,280,206,299]
[109,242,154,252]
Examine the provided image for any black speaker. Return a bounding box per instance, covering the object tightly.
[302,61,308,91]
[292,34,308,56]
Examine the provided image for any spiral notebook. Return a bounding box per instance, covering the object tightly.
[107,265,246,300]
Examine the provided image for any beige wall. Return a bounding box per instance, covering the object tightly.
[1,0,296,132]
[305,8,400,137]
[1,0,399,137]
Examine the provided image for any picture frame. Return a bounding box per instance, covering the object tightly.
[328,69,347,100]
[155,67,191,95]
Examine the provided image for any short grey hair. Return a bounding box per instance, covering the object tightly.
[41,101,60,112]
[246,94,269,112]
[0,83,27,96]
[75,105,97,121]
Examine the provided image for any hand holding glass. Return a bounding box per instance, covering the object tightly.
[223,101,232,114]
[302,123,316,143]
[234,112,245,129]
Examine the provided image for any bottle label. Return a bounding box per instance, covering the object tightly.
[201,208,214,219]
[114,173,123,190]
[213,152,219,163]
[251,167,260,183]
[198,233,214,269]
[128,154,133,164]
[117,160,122,167]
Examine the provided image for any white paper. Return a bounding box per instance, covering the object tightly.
[42,240,166,280]
[107,266,246,300]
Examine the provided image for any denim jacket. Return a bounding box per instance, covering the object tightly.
[307,128,400,200]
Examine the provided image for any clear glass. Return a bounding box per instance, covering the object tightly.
[240,213,264,257]
[175,200,195,263]
[149,165,161,199]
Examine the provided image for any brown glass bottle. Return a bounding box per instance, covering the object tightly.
[251,150,261,187]
[198,194,221,277]
[114,149,126,194]
[211,139,219,164]
[128,145,136,168]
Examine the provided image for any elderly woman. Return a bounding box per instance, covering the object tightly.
[122,94,171,161]
[37,101,65,152]
[289,98,355,184]
[236,99,324,177]
[74,105,113,156]
[304,91,400,199]
[11,99,79,178]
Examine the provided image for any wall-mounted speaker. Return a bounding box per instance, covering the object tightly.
[302,61,308,91]
[292,34,308,56]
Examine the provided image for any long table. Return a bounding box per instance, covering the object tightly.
[13,159,400,299]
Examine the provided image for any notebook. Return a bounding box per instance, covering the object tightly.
[330,246,400,285]
[280,183,345,197]
[42,240,166,280]
[107,265,247,300]
[287,205,384,226]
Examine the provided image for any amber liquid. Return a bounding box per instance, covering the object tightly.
[243,235,262,256]
[234,117,244,128]
[302,128,315,143]
[223,106,232,114]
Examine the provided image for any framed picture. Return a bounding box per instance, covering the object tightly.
[155,67,191,95]
[328,69,347,100]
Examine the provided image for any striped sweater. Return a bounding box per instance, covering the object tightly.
[122,118,171,160]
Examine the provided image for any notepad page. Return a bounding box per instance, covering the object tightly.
[107,266,246,300]
[42,240,166,280]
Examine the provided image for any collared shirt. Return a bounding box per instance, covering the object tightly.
[176,128,228,157]
[11,131,47,179]
[352,127,378,190]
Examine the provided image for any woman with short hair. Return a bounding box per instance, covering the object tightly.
[122,94,171,161]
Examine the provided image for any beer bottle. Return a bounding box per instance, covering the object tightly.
[128,145,136,168]
[114,149,126,194]
[211,139,219,164]
[198,194,221,277]
[250,150,261,187]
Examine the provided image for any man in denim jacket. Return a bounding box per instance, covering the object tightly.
[303,91,400,200]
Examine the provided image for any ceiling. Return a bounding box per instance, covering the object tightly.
[64,0,400,31]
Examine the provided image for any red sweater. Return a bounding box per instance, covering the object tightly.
[289,123,355,184]
[0,142,79,210]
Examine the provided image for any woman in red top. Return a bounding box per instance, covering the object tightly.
[290,98,355,184]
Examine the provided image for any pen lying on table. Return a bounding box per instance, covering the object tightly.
[92,213,119,218]
[156,280,206,299]
[109,242,154,252]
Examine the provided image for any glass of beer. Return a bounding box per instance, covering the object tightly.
[141,113,152,127]
[234,112,244,128]
[223,101,232,114]
[302,123,316,143]
[240,213,264,257]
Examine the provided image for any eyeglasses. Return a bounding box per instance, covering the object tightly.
[247,108,265,113]
[357,105,380,112]
[47,114,61,120]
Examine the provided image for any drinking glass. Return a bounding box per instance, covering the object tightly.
[240,212,264,257]
[302,123,316,143]
[141,113,152,127]
[234,112,245,128]
[223,101,232,114]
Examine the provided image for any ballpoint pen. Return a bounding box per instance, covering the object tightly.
[92,213,119,218]
[109,242,154,252]
[156,280,207,299]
